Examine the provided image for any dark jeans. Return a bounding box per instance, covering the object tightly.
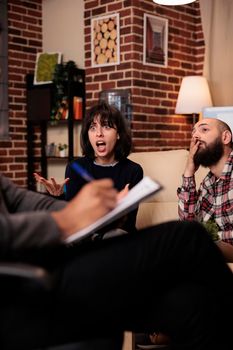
[1,220,233,350]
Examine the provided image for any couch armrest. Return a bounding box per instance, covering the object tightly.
[0,262,53,290]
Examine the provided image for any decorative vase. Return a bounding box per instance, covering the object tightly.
[59,149,66,157]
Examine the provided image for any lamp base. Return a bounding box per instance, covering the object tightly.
[192,113,199,125]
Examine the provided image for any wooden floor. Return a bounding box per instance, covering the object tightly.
[228,262,233,272]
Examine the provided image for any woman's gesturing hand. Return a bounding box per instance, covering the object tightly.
[33,172,69,196]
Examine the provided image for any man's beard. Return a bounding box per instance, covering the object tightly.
[193,138,224,168]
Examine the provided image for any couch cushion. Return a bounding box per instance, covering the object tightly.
[129,149,208,228]
[129,149,208,202]
[136,202,179,229]
[129,149,188,202]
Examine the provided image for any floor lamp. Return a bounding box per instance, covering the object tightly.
[175,76,213,125]
[153,0,196,5]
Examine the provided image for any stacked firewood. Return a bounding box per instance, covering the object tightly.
[92,16,118,65]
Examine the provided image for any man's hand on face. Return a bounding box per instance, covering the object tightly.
[184,137,201,177]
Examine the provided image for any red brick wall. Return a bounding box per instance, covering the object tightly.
[84,0,204,151]
[2,0,42,186]
[3,0,204,185]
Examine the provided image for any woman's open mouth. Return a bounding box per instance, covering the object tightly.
[96,141,106,152]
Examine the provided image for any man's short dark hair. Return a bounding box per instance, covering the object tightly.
[81,101,132,160]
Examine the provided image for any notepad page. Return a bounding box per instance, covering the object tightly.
[65,176,162,244]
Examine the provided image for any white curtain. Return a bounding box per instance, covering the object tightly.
[200,0,233,106]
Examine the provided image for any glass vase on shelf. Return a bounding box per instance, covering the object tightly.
[45,143,57,157]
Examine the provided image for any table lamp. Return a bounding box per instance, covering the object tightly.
[175,76,213,124]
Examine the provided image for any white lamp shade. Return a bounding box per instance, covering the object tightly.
[175,76,213,114]
[153,0,196,5]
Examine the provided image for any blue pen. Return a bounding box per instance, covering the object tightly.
[71,162,94,182]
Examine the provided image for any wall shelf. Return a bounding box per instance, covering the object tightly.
[26,69,85,190]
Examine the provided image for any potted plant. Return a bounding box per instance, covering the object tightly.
[201,219,220,242]
[51,60,78,122]
[58,143,68,157]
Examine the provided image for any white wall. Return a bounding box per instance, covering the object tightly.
[42,0,84,181]
[200,0,233,105]
[42,0,84,68]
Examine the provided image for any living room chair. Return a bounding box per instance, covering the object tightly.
[0,262,123,350]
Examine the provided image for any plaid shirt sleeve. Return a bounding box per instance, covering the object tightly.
[177,175,199,220]
[219,230,233,244]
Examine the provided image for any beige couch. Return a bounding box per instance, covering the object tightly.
[122,149,208,350]
[129,149,208,230]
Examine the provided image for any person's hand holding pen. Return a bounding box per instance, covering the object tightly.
[117,184,129,201]
[51,162,130,240]
[33,172,69,196]
[51,179,118,240]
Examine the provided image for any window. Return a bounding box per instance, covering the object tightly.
[0,0,9,139]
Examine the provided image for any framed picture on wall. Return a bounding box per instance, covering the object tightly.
[143,14,168,67]
[34,52,62,85]
[91,13,120,68]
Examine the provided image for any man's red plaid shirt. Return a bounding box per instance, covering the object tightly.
[177,150,233,244]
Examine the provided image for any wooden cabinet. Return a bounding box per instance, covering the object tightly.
[26,69,85,190]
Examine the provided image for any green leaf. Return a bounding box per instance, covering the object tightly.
[201,219,220,241]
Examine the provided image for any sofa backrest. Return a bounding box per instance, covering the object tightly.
[129,149,208,229]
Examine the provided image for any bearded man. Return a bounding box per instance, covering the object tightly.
[177,118,233,261]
